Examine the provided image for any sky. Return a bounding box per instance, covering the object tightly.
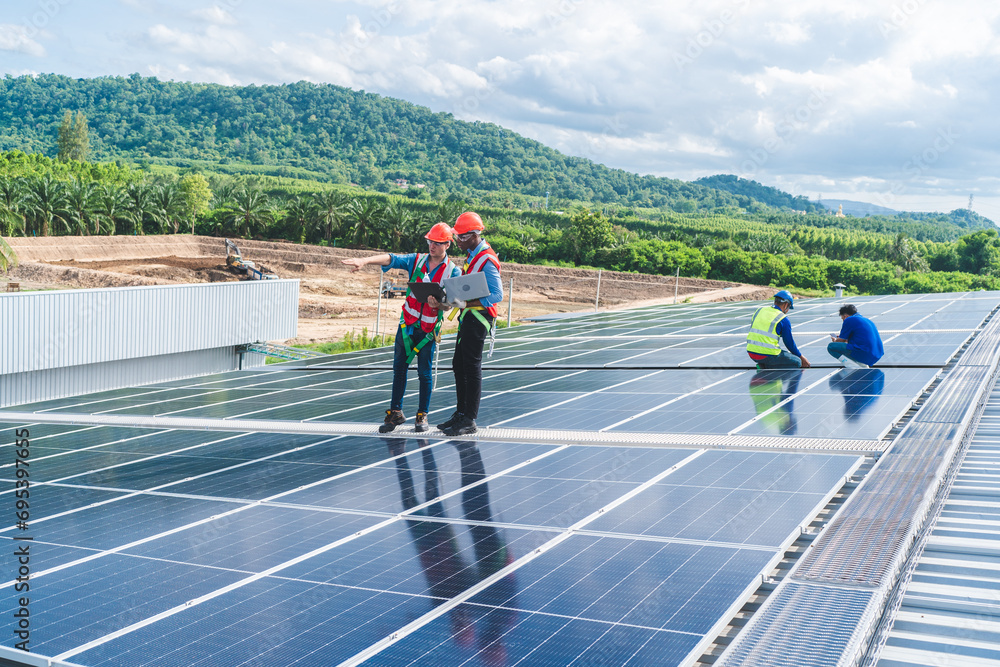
[3,0,1000,221]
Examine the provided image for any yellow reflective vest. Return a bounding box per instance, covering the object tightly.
[746,306,786,356]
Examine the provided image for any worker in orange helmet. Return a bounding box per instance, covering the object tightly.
[428,211,504,436]
[342,221,461,433]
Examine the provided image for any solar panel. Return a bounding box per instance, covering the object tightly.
[3,291,999,667]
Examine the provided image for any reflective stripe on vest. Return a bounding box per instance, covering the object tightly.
[746,306,785,356]
[462,243,501,319]
[401,254,455,333]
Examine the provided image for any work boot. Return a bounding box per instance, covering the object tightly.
[442,415,477,436]
[414,412,429,433]
[379,409,406,433]
[437,411,462,430]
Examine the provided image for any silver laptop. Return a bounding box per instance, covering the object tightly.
[443,272,490,301]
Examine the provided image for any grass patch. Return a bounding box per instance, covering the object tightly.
[265,327,389,363]
[300,327,390,355]
[265,319,524,363]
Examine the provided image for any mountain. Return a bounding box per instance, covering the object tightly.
[0,73,753,211]
[694,174,824,213]
[820,199,899,216]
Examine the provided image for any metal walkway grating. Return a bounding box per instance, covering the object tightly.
[717,582,877,667]
[0,410,886,452]
[716,311,1000,666]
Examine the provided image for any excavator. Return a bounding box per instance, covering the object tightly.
[225,239,278,280]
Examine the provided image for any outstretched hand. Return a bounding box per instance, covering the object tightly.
[341,258,364,273]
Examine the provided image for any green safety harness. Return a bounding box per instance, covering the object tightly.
[399,255,447,363]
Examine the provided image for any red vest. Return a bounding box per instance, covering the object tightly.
[464,243,501,318]
[401,254,455,333]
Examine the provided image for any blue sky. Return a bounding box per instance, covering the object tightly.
[3,0,1000,221]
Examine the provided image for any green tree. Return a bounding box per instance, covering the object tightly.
[177,173,213,234]
[94,183,128,235]
[955,229,1000,275]
[152,182,186,233]
[23,175,69,237]
[348,197,387,248]
[0,235,16,273]
[311,190,348,243]
[570,209,614,263]
[57,110,90,162]
[0,178,27,235]
[230,186,274,238]
[62,179,100,235]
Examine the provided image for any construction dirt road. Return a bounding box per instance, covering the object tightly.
[4,235,775,344]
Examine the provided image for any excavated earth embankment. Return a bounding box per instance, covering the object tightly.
[4,235,775,343]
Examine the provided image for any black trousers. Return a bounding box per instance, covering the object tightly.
[453,311,492,420]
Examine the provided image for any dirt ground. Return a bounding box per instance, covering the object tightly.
[3,235,775,344]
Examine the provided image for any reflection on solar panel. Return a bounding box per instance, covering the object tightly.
[2,291,999,666]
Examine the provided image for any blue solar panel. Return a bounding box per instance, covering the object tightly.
[4,292,992,666]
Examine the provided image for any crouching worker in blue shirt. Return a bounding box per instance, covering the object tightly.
[828,304,884,369]
[342,222,461,433]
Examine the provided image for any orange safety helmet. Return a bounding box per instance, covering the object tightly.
[453,211,485,235]
[424,222,453,243]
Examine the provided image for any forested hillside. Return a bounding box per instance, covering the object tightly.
[694,175,822,213]
[2,72,999,296]
[0,73,757,210]
[3,149,1000,297]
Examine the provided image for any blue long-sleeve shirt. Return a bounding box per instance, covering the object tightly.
[837,314,884,366]
[775,316,802,357]
[382,253,461,280]
[466,240,503,308]
[747,306,802,359]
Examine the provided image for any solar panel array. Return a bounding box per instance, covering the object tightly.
[1,291,997,666]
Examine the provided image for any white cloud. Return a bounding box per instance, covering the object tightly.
[11,0,1000,216]
[765,22,811,44]
[147,24,254,61]
[192,6,237,26]
[0,24,45,57]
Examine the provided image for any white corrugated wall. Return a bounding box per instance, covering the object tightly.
[0,281,297,407]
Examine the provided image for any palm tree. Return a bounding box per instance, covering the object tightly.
[93,184,128,235]
[383,199,414,252]
[0,177,27,235]
[230,186,274,238]
[0,235,16,274]
[310,190,348,243]
[23,175,69,237]
[121,182,161,235]
[62,179,100,236]
[152,182,185,233]
[282,195,315,244]
[347,196,387,248]
[435,199,467,228]
[210,179,238,209]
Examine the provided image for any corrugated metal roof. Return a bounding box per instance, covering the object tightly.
[877,381,1000,667]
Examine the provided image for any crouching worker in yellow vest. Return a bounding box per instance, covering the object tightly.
[342,222,461,433]
[746,290,811,369]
